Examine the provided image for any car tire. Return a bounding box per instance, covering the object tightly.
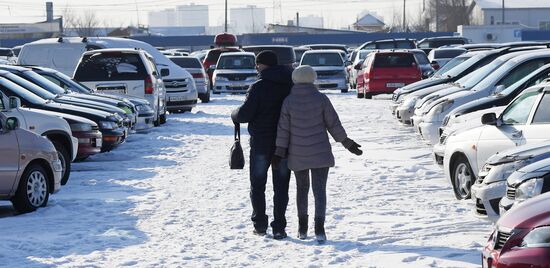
[160,113,167,124]
[365,93,372,99]
[52,140,71,186]
[11,163,50,213]
[201,89,211,103]
[451,154,475,200]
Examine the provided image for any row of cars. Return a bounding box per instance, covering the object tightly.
[0,36,215,213]
[387,41,550,267]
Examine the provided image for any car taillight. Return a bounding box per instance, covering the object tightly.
[192,73,204,78]
[144,75,154,94]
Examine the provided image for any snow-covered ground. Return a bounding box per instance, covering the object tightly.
[0,92,492,267]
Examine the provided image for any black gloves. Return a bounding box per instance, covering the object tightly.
[343,138,363,156]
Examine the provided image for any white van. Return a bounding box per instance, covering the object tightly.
[17,37,197,113]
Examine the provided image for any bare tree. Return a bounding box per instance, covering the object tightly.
[425,0,472,32]
[62,7,101,36]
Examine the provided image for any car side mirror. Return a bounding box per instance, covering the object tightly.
[160,68,170,77]
[481,113,498,126]
[9,96,21,110]
[5,117,19,131]
[354,63,362,70]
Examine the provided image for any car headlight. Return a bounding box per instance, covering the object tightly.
[70,123,93,132]
[515,177,544,201]
[403,96,419,107]
[431,100,454,115]
[521,226,550,248]
[99,121,117,130]
[483,163,519,184]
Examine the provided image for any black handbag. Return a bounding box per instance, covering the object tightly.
[229,123,245,169]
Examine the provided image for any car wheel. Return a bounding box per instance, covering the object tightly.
[451,155,475,200]
[11,163,50,213]
[51,140,71,186]
[201,89,211,103]
[160,113,167,124]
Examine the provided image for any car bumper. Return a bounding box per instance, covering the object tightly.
[433,143,445,168]
[410,114,423,128]
[482,247,550,268]
[396,105,415,124]
[213,80,255,93]
[389,102,400,115]
[135,112,155,131]
[499,195,517,216]
[471,181,506,221]
[73,130,103,160]
[314,78,347,90]
[418,121,442,145]
[100,127,126,152]
[167,89,198,110]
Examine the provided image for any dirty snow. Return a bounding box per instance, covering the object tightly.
[0,92,492,267]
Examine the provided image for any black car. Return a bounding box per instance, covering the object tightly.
[0,65,132,128]
[242,45,296,66]
[417,36,470,54]
[0,77,126,152]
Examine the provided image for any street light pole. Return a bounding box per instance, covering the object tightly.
[225,0,228,32]
[501,0,505,25]
[403,0,406,32]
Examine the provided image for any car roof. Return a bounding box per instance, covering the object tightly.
[303,49,344,54]
[82,48,144,55]
[219,52,255,57]
[167,56,200,60]
[418,36,468,42]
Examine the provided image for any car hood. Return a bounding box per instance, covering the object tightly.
[498,192,550,229]
[516,157,550,174]
[446,124,484,144]
[423,89,478,114]
[445,106,505,135]
[43,101,114,120]
[486,141,550,165]
[25,108,97,126]
[56,95,126,115]
[395,76,448,95]
[414,84,461,108]
[451,95,504,117]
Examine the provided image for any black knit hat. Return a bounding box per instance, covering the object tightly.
[256,50,278,66]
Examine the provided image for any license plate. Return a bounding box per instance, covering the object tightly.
[95,138,102,148]
[170,96,186,102]
[387,83,405,88]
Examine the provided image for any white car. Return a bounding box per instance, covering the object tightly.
[349,50,371,89]
[169,56,210,103]
[427,47,467,69]
[211,52,257,94]
[443,82,550,200]
[418,49,550,145]
[300,49,348,92]
[472,141,550,222]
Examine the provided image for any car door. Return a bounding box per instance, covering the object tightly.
[522,90,550,144]
[475,90,540,171]
[0,115,20,195]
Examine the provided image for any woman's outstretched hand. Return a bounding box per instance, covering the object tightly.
[343,138,363,156]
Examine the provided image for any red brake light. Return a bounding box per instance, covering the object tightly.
[192,73,204,78]
[144,75,154,94]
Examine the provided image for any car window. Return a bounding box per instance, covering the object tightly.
[413,52,430,65]
[217,55,255,69]
[434,55,472,77]
[4,72,57,100]
[74,52,148,81]
[501,68,550,96]
[0,79,47,105]
[433,49,465,59]
[458,57,507,88]
[373,53,416,68]
[301,53,343,66]
[364,43,376,49]
[0,95,4,110]
[170,57,203,68]
[532,92,550,124]
[501,91,539,125]
[42,74,64,87]
[418,42,430,49]
[497,59,547,88]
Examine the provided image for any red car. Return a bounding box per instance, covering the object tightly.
[358,51,422,99]
[482,192,550,268]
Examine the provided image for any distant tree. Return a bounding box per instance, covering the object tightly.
[62,7,101,36]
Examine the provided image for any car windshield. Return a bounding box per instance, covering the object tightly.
[217,55,255,69]
[0,77,47,105]
[455,58,506,88]
[2,72,57,100]
[438,54,482,78]
[169,57,203,69]
[373,53,416,68]
[21,70,66,94]
[74,52,148,81]
[413,52,430,65]
[473,59,546,92]
[433,49,466,59]
[358,50,370,60]
[500,66,550,96]
[301,53,343,66]
[46,72,93,94]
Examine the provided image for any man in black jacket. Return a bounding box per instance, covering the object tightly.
[231,50,293,239]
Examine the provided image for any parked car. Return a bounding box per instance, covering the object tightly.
[411,49,434,79]
[300,49,349,93]
[357,38,417,50]
[189,49,208,63]
[472,142,550,222]
[302,44,349,59]
[169,56,210,103]
[26,66,155,132]
[417,49,550,145]
[442,81,550,200]
[203,47,242,86]
[0,112,62,213]
[1,93,77,185]
[0,47,16,64]
[211,52,257,94]
[74,49,173,119]
[357,50,421,99]
[349,50,371,89]
[500,157,550,214]
[243,45,296,66]
[482,192,550,268]
[293,47,310,64]
[416,36,469,54]
[0,77,126,152]
[427,47,467,70]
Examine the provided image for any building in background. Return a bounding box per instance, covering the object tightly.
[352,13,386,32]
[470,0,550,29]
[299,15,324,28]
[175,4,209,28]
[230,5,266,34]
[148,9,177,27]
[147,4,209,36]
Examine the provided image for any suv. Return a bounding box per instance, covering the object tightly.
[443,81,550,200]
[169,56,210,103]
[300,49,348,92]
[357,51,421,99]
[0,113,62,213]
[1,92,77,185]
[74,49,170,122]
[211,52,257,94]
[357,38,417,50]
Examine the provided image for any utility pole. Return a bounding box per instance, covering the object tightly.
[296,12,300,32]
[501,0,505,25]
[225,0,228,32]
[403,0,406,32]
[435,0,439,32]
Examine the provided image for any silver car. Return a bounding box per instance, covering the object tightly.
[300,49,348,93]
[0,113,62,213]
[169,56,210,103]
[211,52,257,94]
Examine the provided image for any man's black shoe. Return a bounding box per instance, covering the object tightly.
[272,231,287,240]
[253,229,267,236]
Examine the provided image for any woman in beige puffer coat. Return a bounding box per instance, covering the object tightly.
[274,65,363,243]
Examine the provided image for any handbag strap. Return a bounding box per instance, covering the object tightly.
[234,123,240,141]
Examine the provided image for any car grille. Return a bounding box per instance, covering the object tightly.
[91,125,99,131]
[494,230,512,250]
[439,133,448,145]
[218,73,256,81]
[506,187,516,200]
[478,165,493,184]
[316,70,341,77]
[475,198,487,215]
[163,79,189,89]
[319,83,338,89]
[227,85,249,91]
